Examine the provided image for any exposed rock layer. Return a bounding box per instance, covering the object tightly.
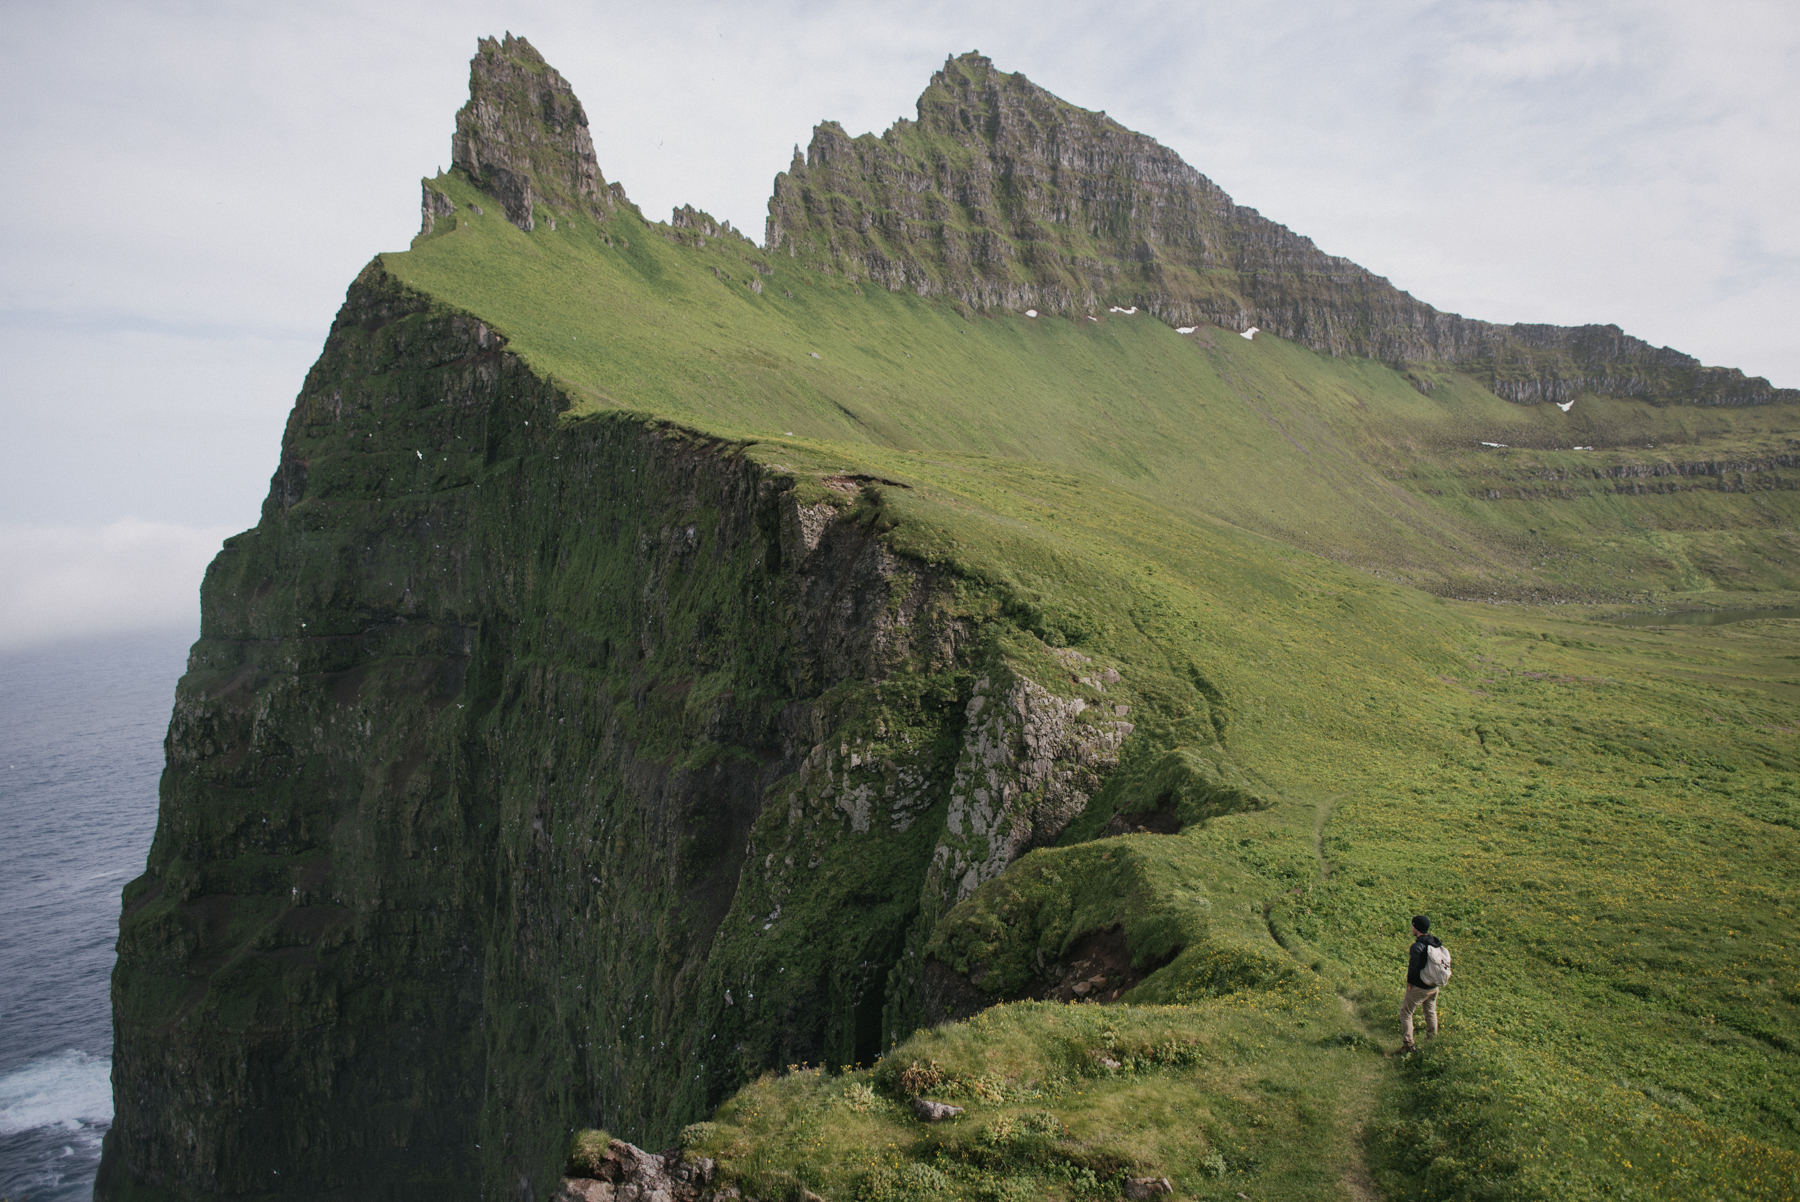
[929,673,1131,908]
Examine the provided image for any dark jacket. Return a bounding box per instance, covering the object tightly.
[1407,934,1443,990]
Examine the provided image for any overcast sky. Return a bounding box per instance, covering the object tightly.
[2,0,1795,650]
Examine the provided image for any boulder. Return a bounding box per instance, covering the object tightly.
[911,1098,965,1122]
[557,1135,717,1202]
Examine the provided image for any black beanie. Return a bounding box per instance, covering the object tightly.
[1412,915,1430,933]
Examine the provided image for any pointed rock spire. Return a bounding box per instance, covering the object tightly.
[451,33,614,231]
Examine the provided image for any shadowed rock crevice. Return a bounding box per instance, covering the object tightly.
[1104,791,1182,836]
[922,923,1182,1023]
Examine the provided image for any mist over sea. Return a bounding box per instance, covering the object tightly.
[0,629,189,1201]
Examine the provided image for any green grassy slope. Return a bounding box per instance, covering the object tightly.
[393,172,1800,605]
[384,179,1799,1200]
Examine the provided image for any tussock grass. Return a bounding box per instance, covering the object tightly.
[688,996,1381,1202]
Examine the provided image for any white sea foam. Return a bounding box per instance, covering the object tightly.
[0,1049,113,1136]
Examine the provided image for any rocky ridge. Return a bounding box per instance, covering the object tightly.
[767,52,1790,408]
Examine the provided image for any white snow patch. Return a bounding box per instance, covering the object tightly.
[1108,306,1138,314]
[1025,309,1038,318]
[1176,326,1197,334]
[1479,441,1510,448]
[1240,326,1259,340]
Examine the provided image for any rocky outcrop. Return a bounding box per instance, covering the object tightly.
[557,1137,723,1202]
[767,52,1792,407]
[420,180,457,235]
[452,34,615,230]
[668,204,753,246]
[911,1098,964,1122]
[929,672,1132,908]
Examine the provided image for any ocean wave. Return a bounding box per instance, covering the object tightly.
[0,1049,112,1136]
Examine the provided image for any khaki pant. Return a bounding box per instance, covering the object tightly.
[1399,984,1439,1047]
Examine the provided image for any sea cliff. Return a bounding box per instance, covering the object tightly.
[101,257,1208,1196]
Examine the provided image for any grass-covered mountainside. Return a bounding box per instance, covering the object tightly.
[102,34,1798,1202]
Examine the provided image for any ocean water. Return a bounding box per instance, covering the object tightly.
[0,628,191,1201]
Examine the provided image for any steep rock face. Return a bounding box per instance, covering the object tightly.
[100,258,1166,1199]
[929,672,1132,908]
[420,180,458,234]
[100,275,505,1202]
[450,33,615,231]
[768,52,1791,407]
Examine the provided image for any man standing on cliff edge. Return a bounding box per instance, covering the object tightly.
[1400,915,1444,1053]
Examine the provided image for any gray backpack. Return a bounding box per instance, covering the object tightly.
[1420,942,1453,987]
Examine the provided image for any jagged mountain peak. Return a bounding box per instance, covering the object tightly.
[914,51,1124,143]
[446,33,618,232]
[766,49,1789,407]
[768,47,1328,317]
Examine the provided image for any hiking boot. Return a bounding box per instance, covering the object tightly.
[1400,1042,1416,1055]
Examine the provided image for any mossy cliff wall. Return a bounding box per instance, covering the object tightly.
[99,262,1167,1200]
[769,52,1792,407]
